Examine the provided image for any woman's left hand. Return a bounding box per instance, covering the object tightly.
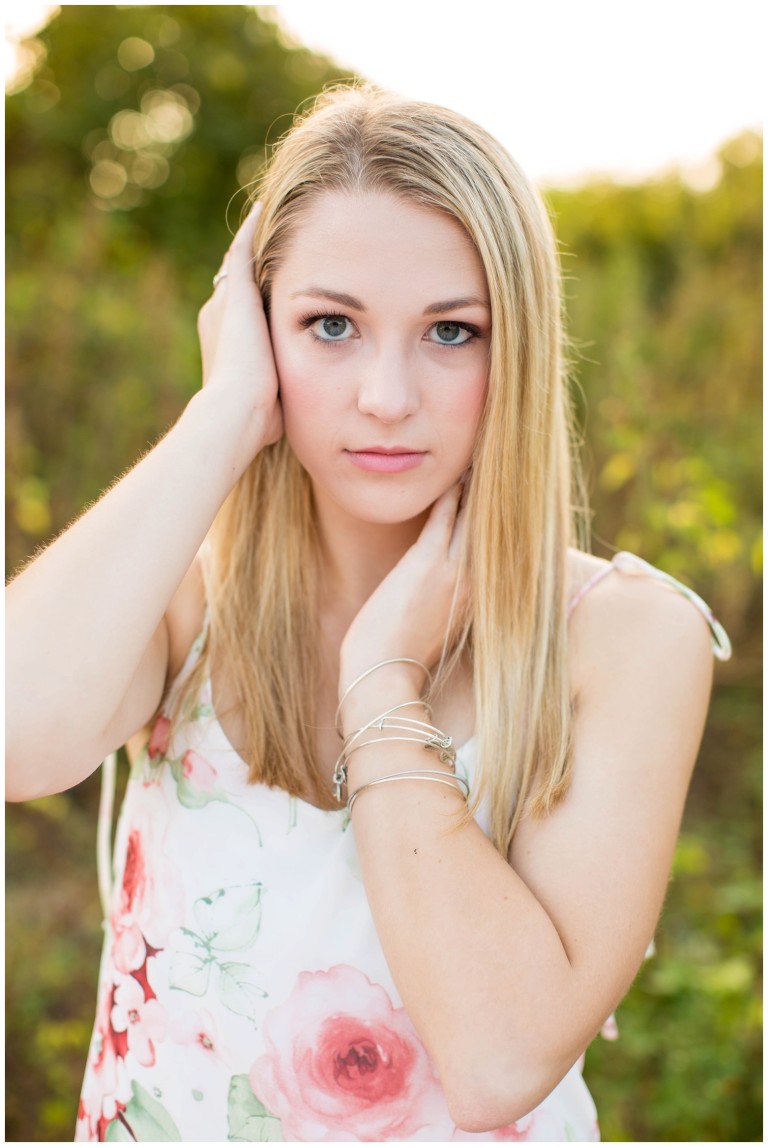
[338,483,468,705]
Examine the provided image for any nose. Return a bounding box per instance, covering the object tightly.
[356,342,420,424]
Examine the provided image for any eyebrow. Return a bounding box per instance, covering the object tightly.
[291,287,490,314]
[423,295,490,315]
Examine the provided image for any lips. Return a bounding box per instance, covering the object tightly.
[345,447,426,474]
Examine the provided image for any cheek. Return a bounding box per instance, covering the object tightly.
[272,335,340,439]
[446,368,488,470]
[441,364,488,440]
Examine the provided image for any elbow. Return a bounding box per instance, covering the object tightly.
[441,1048,579,1134]
[5,723,58,801]
[445,1082,541,1136]
[6,750,53,802]
[5,694,114,800]
[4,739,37,802]
[5,734,99,802]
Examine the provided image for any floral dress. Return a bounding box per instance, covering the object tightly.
[75,553,730,1142]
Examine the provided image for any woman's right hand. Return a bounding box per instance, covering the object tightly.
[197,202,284,463]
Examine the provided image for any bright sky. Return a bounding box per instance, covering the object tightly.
[274,0,763,185]
[5,1,764,185]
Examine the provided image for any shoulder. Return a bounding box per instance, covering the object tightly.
[165,552,207,681]
[566,548,714,727]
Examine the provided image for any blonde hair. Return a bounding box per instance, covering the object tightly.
[177,84,589,855]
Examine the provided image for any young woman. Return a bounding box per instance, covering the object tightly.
[6,85,731,1142]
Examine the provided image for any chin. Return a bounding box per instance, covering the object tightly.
[321,486,438,528]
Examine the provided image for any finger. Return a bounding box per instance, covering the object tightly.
[447,496,468,563]
[419,483,462,550]
[209,203,262,302]
[209,202,262,296]
[211,260,230,291]
[228,201,262,265]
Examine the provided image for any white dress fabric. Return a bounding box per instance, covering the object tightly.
[75,553,729,1142]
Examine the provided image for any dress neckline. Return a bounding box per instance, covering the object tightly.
[206,670,478,816]
[193,547,730,815]
[201,562,602,815]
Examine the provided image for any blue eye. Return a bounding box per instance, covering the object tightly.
[310,315,353,342]
[428,321,476,346]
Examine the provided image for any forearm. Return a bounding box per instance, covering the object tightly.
[6,386,261,798]
[341,678,591,1130]
[348,764,582,1128]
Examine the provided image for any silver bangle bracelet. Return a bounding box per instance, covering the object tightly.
[334,659,432,737]
[347,769,470,815]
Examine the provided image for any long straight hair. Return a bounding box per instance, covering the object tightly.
[174,84,589,855]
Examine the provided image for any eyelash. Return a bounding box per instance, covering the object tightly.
[297,311,482,349]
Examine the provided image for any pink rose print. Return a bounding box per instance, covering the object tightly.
[249,965,449,1141]
[111,975,167,1067]
[76,983,129,1141]
[159,1005,233,1101]
[147,714,171,760]
[450,1105,571,1143]
[182,749,217,792]
[490,1111,536,1140]
[111,827,151,975]
[109,788,184,975]
[600,1012,619,1041]
[169,1006,231,1068]
[448,1110,537,1142]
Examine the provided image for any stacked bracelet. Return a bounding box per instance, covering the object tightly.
[331,658,469,811]
[346,769,470,814]
[332,705,465,821]
[332,709,458,801]
[334,658,432,737]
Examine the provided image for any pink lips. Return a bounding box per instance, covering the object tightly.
[345,447,426,474]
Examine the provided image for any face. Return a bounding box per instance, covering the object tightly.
[269,191,490,528]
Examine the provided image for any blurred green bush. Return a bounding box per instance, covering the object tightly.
[5,4,761,1142]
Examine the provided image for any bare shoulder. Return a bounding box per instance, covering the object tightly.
[165,552,207,681]
[567,548,714,717]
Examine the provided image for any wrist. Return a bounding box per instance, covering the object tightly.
[344,748,461,808]
[184,386,270,479]
[337,663,429,738]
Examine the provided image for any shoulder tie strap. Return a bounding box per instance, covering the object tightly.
[568,551,732,662]
[611,552,732,661]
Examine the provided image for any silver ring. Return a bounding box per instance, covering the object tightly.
[212,270,228,288]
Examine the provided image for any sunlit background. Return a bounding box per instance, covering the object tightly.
[5,0,764,186]
[5,4,762,1144]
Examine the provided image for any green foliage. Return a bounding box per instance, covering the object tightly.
[545,140,762,647]
[227,1074,284,1142]
[586,685,762,1141]
[5,770,107,1140]
[103,1080,183,1140]
[5,5,761,1143]
[6,3,348,577]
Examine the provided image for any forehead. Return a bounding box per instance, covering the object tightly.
[271,190,487,301]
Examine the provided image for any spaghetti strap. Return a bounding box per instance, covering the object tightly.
[95,608,210,925]
[566,565,616,616]
[567,551,732,662]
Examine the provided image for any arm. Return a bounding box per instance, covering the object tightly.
[6,205,281,801]
[339,503,714,1131]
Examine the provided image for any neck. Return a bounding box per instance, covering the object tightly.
[313,489,428,625]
